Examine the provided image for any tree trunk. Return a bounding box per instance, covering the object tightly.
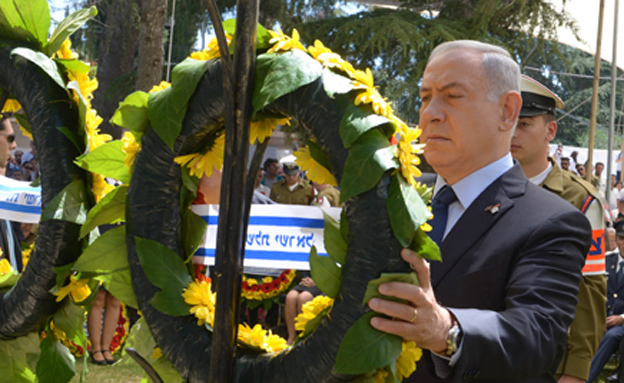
[92,0,141,139]
[135,0,167,92]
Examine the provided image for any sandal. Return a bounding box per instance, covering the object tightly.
[89,350,107,366]
[102,349,116,365]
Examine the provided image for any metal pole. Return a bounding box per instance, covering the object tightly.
[207,0,258,381]
[165,0,176,82]
[587,0,606,184]
[607,0,619,209]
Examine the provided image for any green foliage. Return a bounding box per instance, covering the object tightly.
[96,268,138,309]
[223,19,273,51]
[340,103,393,148]
[309,246,341,298]
[0,270,19,290]
[410,229,441,262]
[362,272,419,306]
[73,225,127,274]
[41,179,89,225]
[36,333,75,383]
[46,6,97,56]
[148,59,212,149]
[52,301,87,352]
[387,173,432,248]
[0,332,39,383]
[0,0,49,50]
[253,50,323,113]
[298,304,332,340]
[340,129,398,202]
[322,210,347,265]
[74,140,131,184]
[11,48,67,91]
[135,237,192,316]
[80,185,127,239]
[322,68,354,98]
[333,312,402,375]
[181,208,207,261]
[111,91,150,142]
[307,140,333,175]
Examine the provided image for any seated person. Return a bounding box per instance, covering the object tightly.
[587,220,624,382]
[284,272,321,345]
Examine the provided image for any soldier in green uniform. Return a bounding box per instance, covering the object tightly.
[312,182,342,207]
[511,75,607,383]
[269,162,314,205]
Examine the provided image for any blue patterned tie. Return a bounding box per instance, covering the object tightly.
[428,186,458,246]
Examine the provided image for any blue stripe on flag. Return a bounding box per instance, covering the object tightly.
[195,248,326,262]
[0,201,41,214]
[0,184,41,193]
[203,215,324,228]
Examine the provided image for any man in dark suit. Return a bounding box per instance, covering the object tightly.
[368,40,590,382]
[587,220,624,382]
[0,115,22,272]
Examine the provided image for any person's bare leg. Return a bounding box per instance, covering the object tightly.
[285,290,300,345]
[101,292,121,363]
[87,290,107,363]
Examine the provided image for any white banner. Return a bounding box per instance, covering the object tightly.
[191,204,341,271]
[0,176,41,223]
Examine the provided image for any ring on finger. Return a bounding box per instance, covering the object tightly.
[409,309,418,323]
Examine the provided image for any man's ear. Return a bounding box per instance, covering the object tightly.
[545,120,557,142]
[500,91,522,132]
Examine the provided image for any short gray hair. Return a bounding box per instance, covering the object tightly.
[428,40,520,102]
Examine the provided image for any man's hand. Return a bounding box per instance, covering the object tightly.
[606,315,624,329]
[557,374,585,383]
[368,248,452,352]
[300,277,315,287]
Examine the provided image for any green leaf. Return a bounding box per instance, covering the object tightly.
[149,288,192,317]
[340,103,392,148]
[410,229,441,262]
[253,50,322,113]
[340,130,398,202]
[73,225,127,273]
[52,300,87,349]
[309,246,341,299]
[36,335,75,383]
[362,272,419,306]
[57,126,82,154]
[0,271,19,289]
[135,237,193,291]
[300,305,332,339]
[80,186,127,239]
[74,140,131,184]
[333,312,403,374]
[46,6,97,56]
[322,209,347,265]
[96,268,138,309]
[340,207,349,243]
[308,140,332,173]
[387,173,432,247]
[222,19,273,50]
[181,208,207,260]
[322,68,354,98]
[11,47,66,91]
[148,59,210,149]
[0,332,40,383]
[121,317,156,364]
[111,91,149,141]
[0,0,49,49]
[55,58,90,75]
[53,263,75,290]
[41,178,88,224]
[66,81,87,144]
[13,113,31,135]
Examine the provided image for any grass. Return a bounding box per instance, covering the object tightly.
[69,356,145,383]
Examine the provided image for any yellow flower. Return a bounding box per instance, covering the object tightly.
[249,117,290,144]
[374,368,389,383]
[55,39,79,60]
[294,295,334,331]
[122,131,140,173]
[2,98,22,113]
[0,258,13,275]
[267,27,306,54]
[393,120,423,186]
[293,146,337,186]
[152,347,163,360]
[54,274,91,303]
[183,279,216,326]
[49,320,67,341]
[148,81,171,94]
[174,133,225,178]
[395,341,422,380]
[308,40,355,78]
[19,126,33,141]
[92,173,114,203]
[262,276,273,284]
[246,278,258,286]
[22,245,33,268]
[190,34,232,61]
[67,70,98,106]
[237,323,288,353]
[352,68,393,118]
[85,108,112,151]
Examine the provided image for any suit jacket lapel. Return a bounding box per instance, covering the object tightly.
[431,164,527,288]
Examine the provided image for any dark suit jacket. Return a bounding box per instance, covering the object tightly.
[606,251,624,316]
[408,163,590,383]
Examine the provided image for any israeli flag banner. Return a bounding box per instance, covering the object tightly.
[0,176,41,223]
[191,204,341,271]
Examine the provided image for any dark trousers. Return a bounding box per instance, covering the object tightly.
[588,324,624,382]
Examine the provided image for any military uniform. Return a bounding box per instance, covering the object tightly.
[314,185,342,207]
[270,179,314,205]
[540,159,607,380]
